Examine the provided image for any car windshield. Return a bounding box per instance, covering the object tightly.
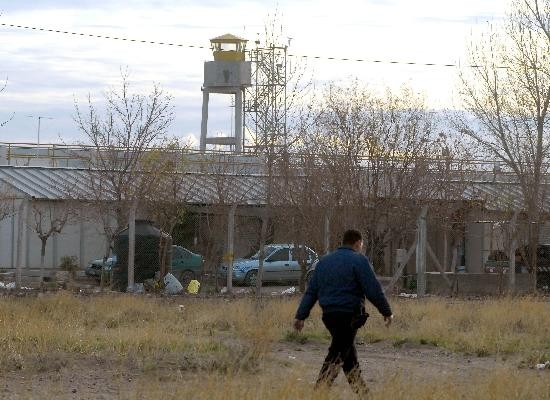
[250,246,278,259]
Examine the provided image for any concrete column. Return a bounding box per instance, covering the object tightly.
[15,200,28,288]
[25,202,30,270]
[10,203,16,269]
[200,90,210,152]
[53,231,58,271]
[234,90,243,153]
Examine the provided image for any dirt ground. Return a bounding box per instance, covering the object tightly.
[0,338,536,400]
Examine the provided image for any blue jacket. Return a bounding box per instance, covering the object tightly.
[295,247,392,320]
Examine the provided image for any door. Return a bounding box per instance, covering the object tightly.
[264,248,291,282]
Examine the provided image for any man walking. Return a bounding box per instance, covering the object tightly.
[294,229,393,396]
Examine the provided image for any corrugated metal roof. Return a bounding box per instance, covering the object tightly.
[1,165,548,211]
[462,180,550,212]
[0,166,266,205]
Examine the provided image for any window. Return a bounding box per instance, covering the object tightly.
[268,249,290,262]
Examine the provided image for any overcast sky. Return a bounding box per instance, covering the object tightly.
[0,0,506,146]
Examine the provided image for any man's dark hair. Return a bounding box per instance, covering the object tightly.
[342,229,362,246]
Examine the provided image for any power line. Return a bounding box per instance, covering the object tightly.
[0,22,209,49]
[1,22,508,69]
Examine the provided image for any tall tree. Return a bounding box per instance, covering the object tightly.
[458,0,550,290]
[74,72,174,262]
[301,82,444,273]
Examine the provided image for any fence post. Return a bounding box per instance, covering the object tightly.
[226,204,237,294]
[416,206,428,297]
[256,215,268,298]
[508,210,518,295]
[127,200,137,292]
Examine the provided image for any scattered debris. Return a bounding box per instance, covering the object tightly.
[163,273,183,294]
[288,356,296,360]
[134,283,145,294]
[187,280,200,294]
[0,282,15,289]
[399,293,418,298]
[535,361,550,370]
[281,287,297,295]
[220,287,228,294]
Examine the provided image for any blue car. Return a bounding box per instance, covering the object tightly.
[219,244,318,286]
[85,255,117,278]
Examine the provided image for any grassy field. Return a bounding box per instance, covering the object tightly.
[0,292,549,399]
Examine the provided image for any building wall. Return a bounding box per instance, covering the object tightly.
[465,222,485,273]
[0,199,109,274]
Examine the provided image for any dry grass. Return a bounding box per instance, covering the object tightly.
[0,293,549,367]
[0,293,549,398]
[109,367,549,400]
[358,298,550,362]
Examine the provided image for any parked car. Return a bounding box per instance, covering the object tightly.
[85,255,117,279]
[85,245,204,286]
[170,245,204,286]
[219,244,318,286]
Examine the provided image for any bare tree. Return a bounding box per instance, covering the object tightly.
[142,140,195,278]
[74,71,174,262]
[300,82,444,273]
[457,0,550,290]
[29,200,75,282]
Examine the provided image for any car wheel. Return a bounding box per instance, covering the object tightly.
[179,270,195,287]
[244,270,258,287]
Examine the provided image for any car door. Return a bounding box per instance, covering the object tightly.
[264,248,291,282]
[289,247,305,282]
[171,246,186,271]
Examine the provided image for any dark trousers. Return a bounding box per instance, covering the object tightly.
[316,312,368,396]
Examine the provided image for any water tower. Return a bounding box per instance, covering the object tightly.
[200,34,252,153]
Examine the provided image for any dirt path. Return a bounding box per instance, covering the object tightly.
[271,340,516,388]
[0,340,532,399]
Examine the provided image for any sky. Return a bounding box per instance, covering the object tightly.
[0,0,507,147]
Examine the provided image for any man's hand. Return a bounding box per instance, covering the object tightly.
[384,315,393,328]
[294,319,304,332]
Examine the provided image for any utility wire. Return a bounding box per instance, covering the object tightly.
[0,22,209,49]
[1,22,508,69]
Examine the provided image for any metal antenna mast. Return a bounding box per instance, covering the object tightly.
[244,39,288,154]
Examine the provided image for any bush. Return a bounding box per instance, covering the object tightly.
[58,256,79,277]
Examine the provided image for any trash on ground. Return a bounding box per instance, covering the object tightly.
[134,283,145,294]
[0,282,15,289]
[281,287,296,295]
[187,279,200,294]
[398,292,418,298]
[164,273,184,294]
[220,287,228,294]
[535,361,550,370]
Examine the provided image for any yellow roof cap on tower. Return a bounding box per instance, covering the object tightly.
[210,33,248,43]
